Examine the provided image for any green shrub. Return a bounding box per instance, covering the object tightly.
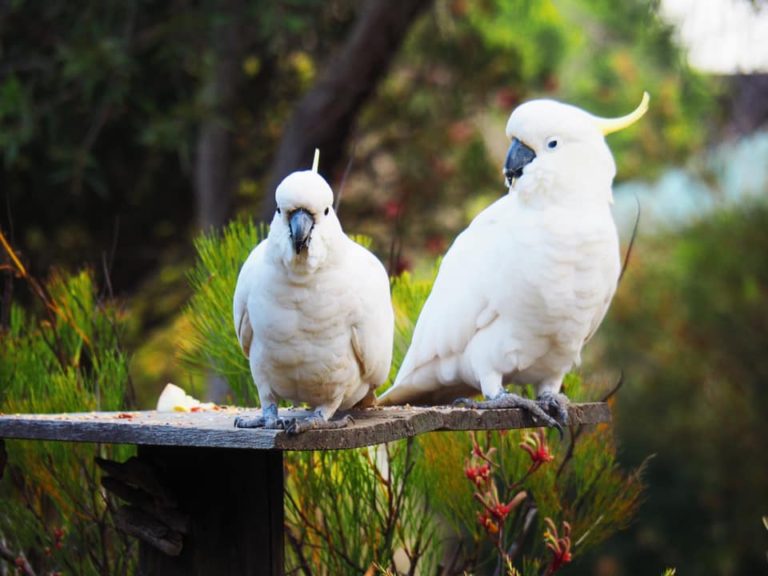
[0,262,136,575]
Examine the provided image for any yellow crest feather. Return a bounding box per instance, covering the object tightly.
[594,92,650,135]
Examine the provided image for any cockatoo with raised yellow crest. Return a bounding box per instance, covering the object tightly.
[378,94,649,432]
[233,152,394,434]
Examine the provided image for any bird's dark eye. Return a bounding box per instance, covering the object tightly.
[546,138,559,150]
[324,207,330,216]
[276,207,281,215]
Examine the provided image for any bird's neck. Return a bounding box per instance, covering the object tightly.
[278,237,345,279]
[512,177,613,209]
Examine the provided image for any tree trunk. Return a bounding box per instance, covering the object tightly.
[261,0,433,220]
[194,0,245,231]
[194,0,245,402]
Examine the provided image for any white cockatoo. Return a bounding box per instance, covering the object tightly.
[379,94,649,431]
[233,153,394,434]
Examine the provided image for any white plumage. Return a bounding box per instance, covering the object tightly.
[379,94,648,426]
[233,169,394,433]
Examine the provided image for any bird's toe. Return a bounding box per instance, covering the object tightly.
[537,391,570,427]
[452,397,477,408]
[234,415,265,429]
[456,392,565,436]
[285,413,354,435]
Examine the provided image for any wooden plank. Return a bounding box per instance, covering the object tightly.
[136,446,284,576]
[0,403,610,451]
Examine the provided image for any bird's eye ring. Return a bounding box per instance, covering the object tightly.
[546,137,559,150]
[324,207,330,216]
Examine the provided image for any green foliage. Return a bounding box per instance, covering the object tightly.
[285,440,439,575]
[1,271,129,413]
[556,0,715,177]
[343,0,716,276]
[182,218,267,405]
[0,0,359,289]
[1,0,716,300]
[388,267,438,384]
[592,199,768,573]
[416,375,644,573]
[0,267,136,575]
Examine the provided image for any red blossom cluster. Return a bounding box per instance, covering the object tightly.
[543,518,573,574]
[464,432,527,538]
[464,462,491,487]
[462,429,575,571]
[52,527,65,550]
[519,429,554,474]
[43,527,65,559]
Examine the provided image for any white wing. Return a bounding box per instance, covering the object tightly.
[379,201,512,405]
[232,241,267,357]
[346,240,395,391]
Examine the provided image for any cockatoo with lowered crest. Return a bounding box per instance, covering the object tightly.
[379,94,649,432]
[233,151,394,434]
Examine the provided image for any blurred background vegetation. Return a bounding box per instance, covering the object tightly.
[1,0,767,573]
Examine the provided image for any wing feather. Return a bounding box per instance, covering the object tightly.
[380,205,510,405]
[348,241,395,390]
[233,242,267,357]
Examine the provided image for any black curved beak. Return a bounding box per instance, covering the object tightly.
[504,138,536,187]
[289,208,315,254]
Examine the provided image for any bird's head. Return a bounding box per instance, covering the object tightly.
[503,92,649,204]
[271,168,340,271]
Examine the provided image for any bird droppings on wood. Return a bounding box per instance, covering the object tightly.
[0,403,610,451]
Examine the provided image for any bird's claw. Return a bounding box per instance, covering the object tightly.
[452,397,474,407]
[285,414,354,436]
[233,414,287,430]
[537,391,570,425]
[453,393,565,437]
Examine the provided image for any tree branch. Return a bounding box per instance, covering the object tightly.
[262,0,433,219]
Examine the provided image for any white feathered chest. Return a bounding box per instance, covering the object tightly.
[246,254,364,406]
[491,197,620,381]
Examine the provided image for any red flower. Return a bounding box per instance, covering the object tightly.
[464,462,491,487]
[543,518,573,574]
[520,429,554,473]
[383,200,404,220]
[53,527,65,549]
[490,491,527,522]
[490,501,513,521]
[477,512,499,535]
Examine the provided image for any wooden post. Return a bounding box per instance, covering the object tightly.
[136,445,284,576]
[0,404,611,574]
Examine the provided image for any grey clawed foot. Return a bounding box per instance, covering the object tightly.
[537,391,570,429]
[452,397,475,408]
[453,392,564,436]
[233,414,288,429]
[286,414,354,436]
[234,403,287,429]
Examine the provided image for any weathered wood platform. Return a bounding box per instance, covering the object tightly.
[0,403,610,451]
[0,403,610,576]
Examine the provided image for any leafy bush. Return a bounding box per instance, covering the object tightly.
[592,200,768,573]
[181,218,268,405]
[0,243,136,575]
